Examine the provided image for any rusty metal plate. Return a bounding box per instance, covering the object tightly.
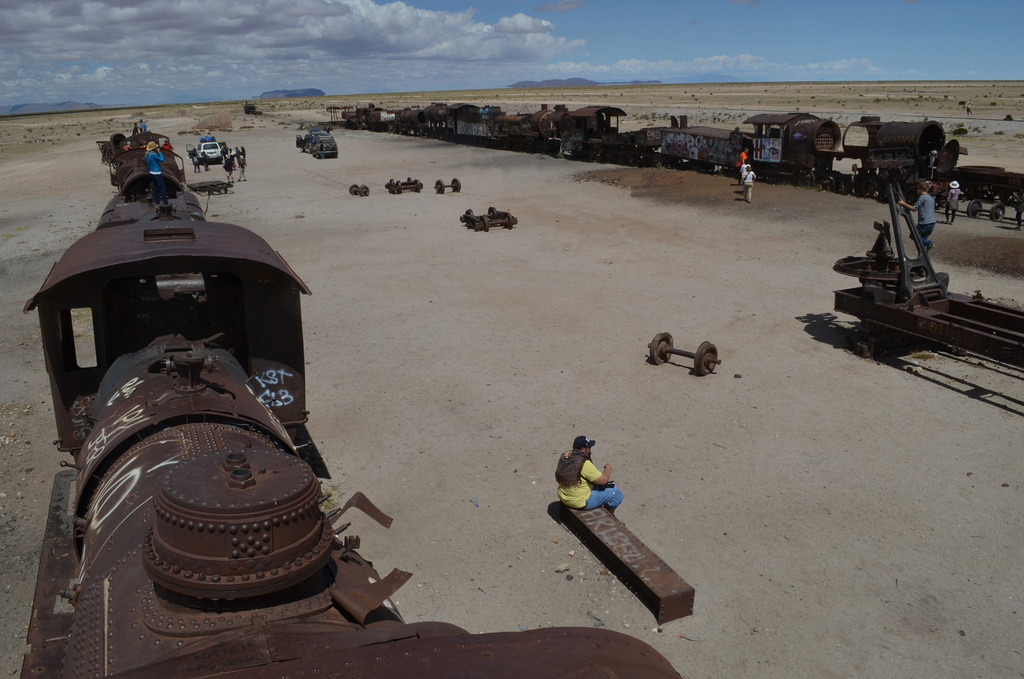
[20,470,77,678]
[99,625,684,678]
[559,504,695,624]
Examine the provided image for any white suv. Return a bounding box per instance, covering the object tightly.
[197,140,224,163]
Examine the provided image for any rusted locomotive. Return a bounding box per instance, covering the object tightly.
[20,136,685,678]
[95,130,206,227]
[333,100,984,200]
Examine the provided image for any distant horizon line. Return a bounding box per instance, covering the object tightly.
[2,78,1021,115]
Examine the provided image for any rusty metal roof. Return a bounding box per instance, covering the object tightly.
[666,126,744,140]
[25,221,310,312]
[743,112,818,126]
[569,106,627,118]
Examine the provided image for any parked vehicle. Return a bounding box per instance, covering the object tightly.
[196,135,227,163]
[296,130,338,159]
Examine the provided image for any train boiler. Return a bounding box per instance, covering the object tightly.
[20,188,685,676]
[841,116,958,199]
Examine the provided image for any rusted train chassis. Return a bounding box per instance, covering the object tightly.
[834,169,1024,363]
[835,287,1024,364]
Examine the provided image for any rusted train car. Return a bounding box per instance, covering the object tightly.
[19,138,686,679]
[341,99,981,201]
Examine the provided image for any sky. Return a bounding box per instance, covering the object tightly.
[0,0,1015,107]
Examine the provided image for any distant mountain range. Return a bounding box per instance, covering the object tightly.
[0,101,103,115]
[508,75,744,88]
[256,89,326,99]
[508,78,661,88]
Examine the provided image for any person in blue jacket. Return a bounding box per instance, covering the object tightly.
[144,141,169,205]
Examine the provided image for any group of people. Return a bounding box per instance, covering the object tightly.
[189,146,248,184]
[142,127,252,205]
[898,180,1024,251]
[222,146,247,184]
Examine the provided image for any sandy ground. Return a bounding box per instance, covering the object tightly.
[1,88,1023,678]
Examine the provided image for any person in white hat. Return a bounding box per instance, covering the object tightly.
[945,181,962,223]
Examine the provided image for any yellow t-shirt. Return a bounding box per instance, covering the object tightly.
[557,460,602,509]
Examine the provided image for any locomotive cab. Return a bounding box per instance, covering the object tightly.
[24,221,312,452]
[561,106,627,160]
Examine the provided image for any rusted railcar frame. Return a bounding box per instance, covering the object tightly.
[834,169,1024,364]
[21,470,77,678]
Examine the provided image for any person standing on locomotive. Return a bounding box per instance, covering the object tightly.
[144,141,169,206]
[898,182,937,251]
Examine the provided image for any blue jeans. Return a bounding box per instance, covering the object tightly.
[916,221,935,248]
[584,486,624,510]
[151,173,168,204]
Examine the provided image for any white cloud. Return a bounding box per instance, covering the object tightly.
[495,14,554,34]
[0,0,584,105]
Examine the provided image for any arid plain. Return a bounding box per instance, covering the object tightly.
[1,82,1022,678]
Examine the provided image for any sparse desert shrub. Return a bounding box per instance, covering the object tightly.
[952,127,968,135]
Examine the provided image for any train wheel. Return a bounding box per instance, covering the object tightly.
[990,202,1005,221]
[966,199,983,219]
[862,178,883,202]
[648,332,674,365]
[818,176,836,193]
[797,171,815,187]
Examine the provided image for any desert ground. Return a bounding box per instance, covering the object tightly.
[1,82,1022,678]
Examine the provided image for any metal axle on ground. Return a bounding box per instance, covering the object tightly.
[460,207,518,232]
[648,332,721,375]
[434,178,462,194]
[385,177,423,194]
[348,184,370,196]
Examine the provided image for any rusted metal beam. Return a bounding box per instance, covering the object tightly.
[21,470,77,678]
[559,505,695,624]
